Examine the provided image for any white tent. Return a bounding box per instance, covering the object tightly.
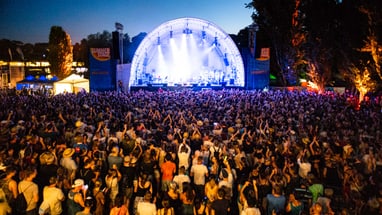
[53,74,89,95]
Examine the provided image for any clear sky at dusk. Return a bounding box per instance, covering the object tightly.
[0,0,254,44]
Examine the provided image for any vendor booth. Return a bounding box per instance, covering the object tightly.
[53,74,89,94]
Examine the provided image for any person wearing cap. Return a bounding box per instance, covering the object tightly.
[67,179,87,215]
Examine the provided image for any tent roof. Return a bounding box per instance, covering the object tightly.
[56,74,89,84]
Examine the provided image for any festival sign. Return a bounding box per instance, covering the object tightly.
[89,48,116,91]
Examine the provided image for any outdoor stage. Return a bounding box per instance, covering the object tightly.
[128,17,246,91]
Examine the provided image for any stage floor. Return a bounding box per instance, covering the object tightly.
[130,83,243,92]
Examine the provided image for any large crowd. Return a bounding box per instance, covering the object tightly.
[0,88,381,215]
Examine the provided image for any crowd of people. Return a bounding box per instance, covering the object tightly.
[0,88,381,215]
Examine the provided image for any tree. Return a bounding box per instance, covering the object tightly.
[345,64,377,102]
[358,0,382,81]
[246,0,306,86]
[48,26,73,79]
[300,0,340,92]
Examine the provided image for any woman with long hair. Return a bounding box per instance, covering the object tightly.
[180,183,195,215]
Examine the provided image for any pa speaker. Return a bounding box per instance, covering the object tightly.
[112,31,120,60]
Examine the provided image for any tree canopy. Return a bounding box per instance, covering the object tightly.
[48,26,73,79]
[247,0,382,92]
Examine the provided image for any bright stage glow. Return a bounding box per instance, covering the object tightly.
[130,17,245,87]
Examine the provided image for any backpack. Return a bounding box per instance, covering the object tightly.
[15,192,28,213]
[15,183,33,213]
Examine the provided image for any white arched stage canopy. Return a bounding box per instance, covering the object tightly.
[129,17,245,88]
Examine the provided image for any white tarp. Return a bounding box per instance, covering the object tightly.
[53,74,89,94]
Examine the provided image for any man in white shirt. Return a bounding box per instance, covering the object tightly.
[178,142,191,170]
[41,176,65,215]
[137,191,156,215]
[173,166,191,193]
[297,149,311,180]
[190,156,208,200]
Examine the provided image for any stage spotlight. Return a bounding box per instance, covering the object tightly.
[213,36,218,46]
[202,30,206,39]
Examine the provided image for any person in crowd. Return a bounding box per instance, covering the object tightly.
[218,158,234,199]
[77,158,98,194]
[137,191,156,215]
[75,197,93,215]
[158,198,175,215]
[265,185,286,215]
[119,155,137,212]
[19,166,39,215]
[210,188,230,215]
[105,165,121,208]
[160,182,180,215]
[92,180,105,215]
[308,175,324,204]
[285,192,304,215]
[40,176,65,215]
[0,166,18,212]
[60,148,78,185]
[205,176,219,213]
[241,189,261,215]
[173,166,190,194]
[133,172,153,214]
[109,194,128,215]
[190,156,209,201]
[67,179,87,215]
[316,188,335,215]
[160,153,176,192]
[107,145,123,170]
[179,183,195,215]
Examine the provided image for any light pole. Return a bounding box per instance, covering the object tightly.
[115,22,124,64]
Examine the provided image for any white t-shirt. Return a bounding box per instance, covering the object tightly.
[173,174,191,193]
[43,186,65,215]
[190,164,208,185]
[241,207,261,215]
[297,158,311,179]
[137,201,157,215]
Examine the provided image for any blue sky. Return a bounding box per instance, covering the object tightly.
[0,0,253,44]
